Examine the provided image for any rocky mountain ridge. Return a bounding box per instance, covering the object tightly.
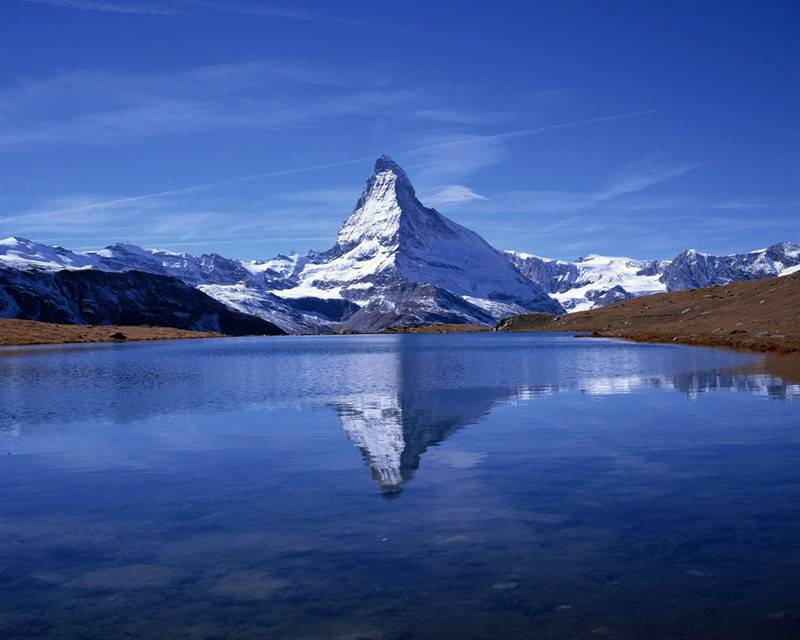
[2,157,797,331]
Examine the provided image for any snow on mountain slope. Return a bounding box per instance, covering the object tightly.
[660,242,800,290]
[0,236,250,285]
[196,283,359,334]
[507,242,799,313]
[87,242,252,285]
[506,251,667,312]
[273,156,563,326]
[0,237,100,271]
[549,255,667,312]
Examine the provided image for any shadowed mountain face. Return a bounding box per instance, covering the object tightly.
[0,267,283,336]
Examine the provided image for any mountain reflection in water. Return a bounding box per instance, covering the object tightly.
[326,340,799,495]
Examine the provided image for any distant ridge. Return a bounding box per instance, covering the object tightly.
[497,272,800,354]
[1,157,798,333]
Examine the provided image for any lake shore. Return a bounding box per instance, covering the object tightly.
[0,319,222,347]
[380,323,490,334]
[496,273,800,354]
[4,272,798,352]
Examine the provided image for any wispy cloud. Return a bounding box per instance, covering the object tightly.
[0,61,415,151]
[447,162,704,218]
[24,0,183,15]
[424,185,489,206]
[596,163,705,201]
[176,1,399,29]
[3,190,341,257]
[24,0,398,29]
[2,104,678,256]
[3,111,660,223]
[401,110,661,183]
[0,156,377,224]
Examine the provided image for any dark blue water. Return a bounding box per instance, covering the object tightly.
[1,334,798,639]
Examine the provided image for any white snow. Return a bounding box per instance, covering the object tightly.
[0,237,100,271]
[462,295,529,318]
[779,264,800,277]
[272,284,343,300]
[551,255,666,312]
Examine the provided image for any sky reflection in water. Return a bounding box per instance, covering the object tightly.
[0,334,798,639]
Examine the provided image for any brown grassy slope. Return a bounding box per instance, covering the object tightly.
[496,272,800,353]
[0,319,222,347]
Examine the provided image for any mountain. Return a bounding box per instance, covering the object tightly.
[0,237,329,333]
[2,157,797,330]
[506,242,800,312]
[660,242,800,290]
[0,266,284,336]
[246,155,563,329]
[506,251,668,312]
[1,156,562,332]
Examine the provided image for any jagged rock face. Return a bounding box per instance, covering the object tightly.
[660,242,800,290]
[0,267,283,336]
[505,252,579,294]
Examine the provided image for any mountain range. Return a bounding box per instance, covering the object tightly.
[1,156,798,333]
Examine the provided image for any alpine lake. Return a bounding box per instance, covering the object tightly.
[1,333,798,639]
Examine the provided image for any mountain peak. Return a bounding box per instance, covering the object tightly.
[369,154,415,199]
[373,154,405,176]
[336,155,425,251]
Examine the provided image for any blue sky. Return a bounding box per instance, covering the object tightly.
[1,0,798,260]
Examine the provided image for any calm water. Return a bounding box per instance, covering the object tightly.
[1,334,799,639]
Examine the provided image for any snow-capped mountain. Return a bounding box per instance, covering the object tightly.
[0,236,99,271]
[506,251,668,312]
[264,155,562,329]
[2,156,797,330]
[2,156,562,332]
[660,242,800,290]
[506,242,800,312]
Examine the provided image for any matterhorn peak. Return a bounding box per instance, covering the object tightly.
[363,154,416,202]
[372,154,411,185]
[336,155,430,251]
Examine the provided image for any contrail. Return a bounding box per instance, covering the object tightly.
[1,156,376,223]
[408,109,661,153]
[2,109,657,223]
